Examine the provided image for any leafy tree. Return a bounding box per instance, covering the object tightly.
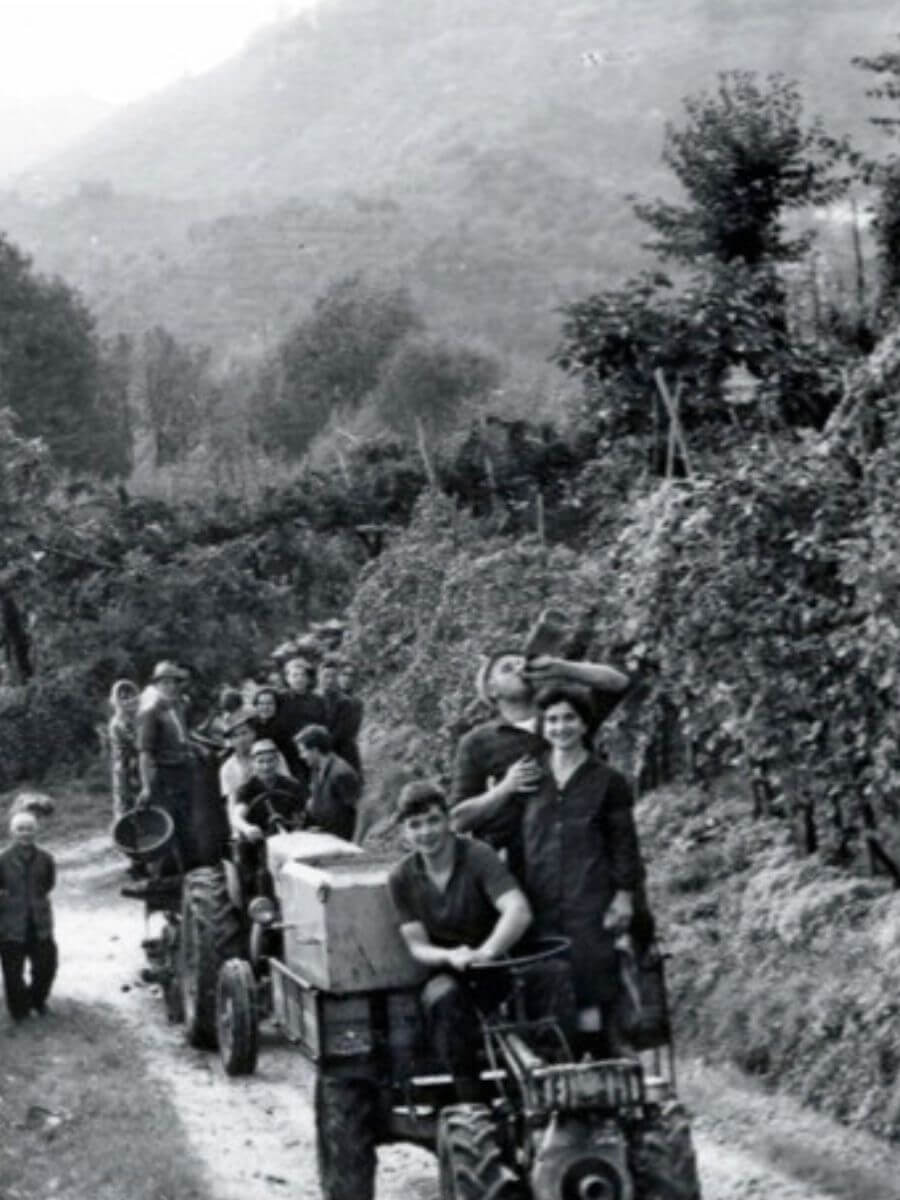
[558,73,856,446]
[633,72,850,267]
[137,325,212,466]
[852,37,900,315]
[95,333,134,477]
[265,276,423,457]
[373,336,500,485]
[0,233,125,475]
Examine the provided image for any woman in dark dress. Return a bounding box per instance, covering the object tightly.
[251,686,294,770]
[521,683,653,1055]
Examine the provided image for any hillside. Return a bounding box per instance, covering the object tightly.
[1,0,897,368]
[0,92,112,180]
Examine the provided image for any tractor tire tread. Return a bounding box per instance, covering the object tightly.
[180,864,246,1049]
[438,1104,524,1200]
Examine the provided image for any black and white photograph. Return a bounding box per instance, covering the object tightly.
[2,1,900,1197]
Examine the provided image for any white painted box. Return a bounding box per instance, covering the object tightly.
[275,850,427,992]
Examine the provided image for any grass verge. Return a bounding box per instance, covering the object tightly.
[682,1060,900,1200]
[640,777,900,1146]
[0,997,213,1200]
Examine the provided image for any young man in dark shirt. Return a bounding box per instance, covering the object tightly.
[294,724,360,843]
[388,781,532,1099]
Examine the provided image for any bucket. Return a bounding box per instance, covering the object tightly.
[112,806,175,863]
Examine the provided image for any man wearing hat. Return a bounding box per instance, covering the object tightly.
[219,708,288,819]
[136,661,196,866]
[315,618,346,654]
[450,649,629,874]
[388,781,532,1101]
[231,740,306,843]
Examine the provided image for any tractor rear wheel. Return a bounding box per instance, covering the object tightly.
[217,957,258,1076]
[632,1099,702,1200]
[314,1073,377,1200]
[179,865,245,1049]
[437,1104,524,1200]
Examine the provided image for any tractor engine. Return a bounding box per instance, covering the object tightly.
[531,1112,632,1200]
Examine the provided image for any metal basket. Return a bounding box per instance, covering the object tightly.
[112,806,175,863]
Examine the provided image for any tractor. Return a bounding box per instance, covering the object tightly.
[122,786,703,1200]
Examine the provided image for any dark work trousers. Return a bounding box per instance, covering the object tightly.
[1,921,58,1020]
[422,971,510,1101]
[152,763,197,872]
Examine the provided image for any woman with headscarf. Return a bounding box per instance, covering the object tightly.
[108,679,141,822]
[521,682,654,1057]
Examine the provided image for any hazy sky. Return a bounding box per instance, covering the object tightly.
[1,1,318,105]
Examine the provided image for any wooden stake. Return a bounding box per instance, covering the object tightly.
[654,369,693,478]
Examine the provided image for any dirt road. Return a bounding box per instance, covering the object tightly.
[54,834,896,1200]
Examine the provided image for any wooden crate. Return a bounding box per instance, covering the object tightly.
[276,853,426,992]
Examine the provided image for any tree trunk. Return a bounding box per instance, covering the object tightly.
[0,589,33,682]
[415,417,439,490]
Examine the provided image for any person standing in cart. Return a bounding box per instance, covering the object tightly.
[450,647,629,872]
[521,683,654,1057]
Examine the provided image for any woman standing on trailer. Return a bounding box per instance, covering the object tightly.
[520,682,653,1056]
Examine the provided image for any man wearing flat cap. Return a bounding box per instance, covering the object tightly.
[232,739,306,843]
[136,661,196,866]
[219,709,288,829]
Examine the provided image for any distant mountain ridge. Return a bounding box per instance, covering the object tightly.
[2,0,897,373]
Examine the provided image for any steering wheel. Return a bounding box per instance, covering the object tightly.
[244,788,304,837]
[467,935,571,977]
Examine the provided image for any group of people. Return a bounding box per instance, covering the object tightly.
[388,646,650,1096]
[104,617,651,1091]
[107,618,365,870]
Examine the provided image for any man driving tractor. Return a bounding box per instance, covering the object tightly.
[231,739,306,843]
[387,780,533,1101]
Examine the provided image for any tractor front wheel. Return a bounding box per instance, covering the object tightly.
[314,1073,377,1200]
[217,957,258,1076]
[437,1104,524,1200]
[179,865,245,1049]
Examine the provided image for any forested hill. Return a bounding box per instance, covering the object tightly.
[1,0,896,366]
[19,0,896,203]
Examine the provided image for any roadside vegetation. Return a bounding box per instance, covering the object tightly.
[4,29,900,1156]
[0,994,212,1200]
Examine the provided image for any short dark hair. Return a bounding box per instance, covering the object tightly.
[396,780,448,822]
[219,687,244,713]
[294,724,332,753]
[320,653,342,669]
[535,683,597,737]
[253,685,280,706]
